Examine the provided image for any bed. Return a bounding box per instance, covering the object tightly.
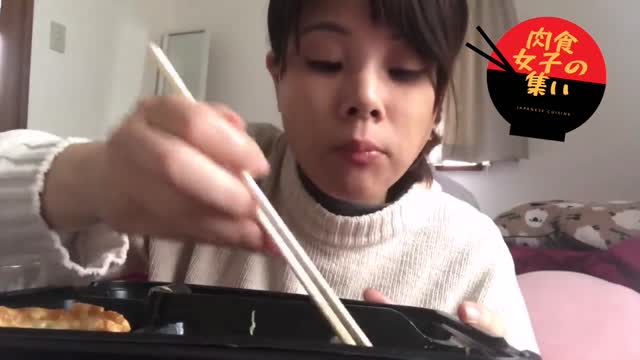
[436,173,640,360]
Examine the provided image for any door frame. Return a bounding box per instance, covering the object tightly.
[0,0,34,131]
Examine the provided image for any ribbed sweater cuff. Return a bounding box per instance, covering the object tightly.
[0,136,78,239]
[0,136,127,277]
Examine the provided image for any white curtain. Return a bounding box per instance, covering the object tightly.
[440,0,528,163]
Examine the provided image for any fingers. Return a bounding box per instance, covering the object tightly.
[457,301,506,338]
[362,288,393,304]
[110,115,258,218]
[106,153,265,251]
[261,232,282,257]
[215,104,247,131]
[140,97,269,177]
[180,214,265,251]
[97,96,281,254]
[361,290,506,339]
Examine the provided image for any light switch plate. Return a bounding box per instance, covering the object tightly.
[50,21,66,54]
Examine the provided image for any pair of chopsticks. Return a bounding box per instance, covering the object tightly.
[148,43,372,347]
[465,26,515,74]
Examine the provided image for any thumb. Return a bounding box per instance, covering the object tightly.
[457,301,506,338]
[363,288,393,304]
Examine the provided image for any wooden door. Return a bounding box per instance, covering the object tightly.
[0,0,34,131]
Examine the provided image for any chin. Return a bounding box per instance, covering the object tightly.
[324,176,388,205]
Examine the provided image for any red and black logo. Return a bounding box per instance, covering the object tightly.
[467,17,606,142]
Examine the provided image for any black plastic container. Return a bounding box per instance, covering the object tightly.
[0,281,541,360]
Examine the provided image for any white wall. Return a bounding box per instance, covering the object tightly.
[170,0,640,217]
[170,0,281,128]
[446,0,640,217]
[170,0,640,216]
[27,0,639,217]
[28,0,281,138]
[28,0,176,139]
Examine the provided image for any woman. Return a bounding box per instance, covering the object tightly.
[0,0,539,354]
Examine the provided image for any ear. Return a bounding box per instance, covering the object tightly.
[266,51,281,87]
[266,51,283,112]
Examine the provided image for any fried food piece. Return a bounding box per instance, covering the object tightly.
[0,302,131,332]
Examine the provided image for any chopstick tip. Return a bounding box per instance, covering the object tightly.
[148,42,162,55]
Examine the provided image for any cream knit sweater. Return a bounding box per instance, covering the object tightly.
[0,125,539,354]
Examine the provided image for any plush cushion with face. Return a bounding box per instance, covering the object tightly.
[494,201,564,248]
[495,200,640,250]
[559,204,640,250]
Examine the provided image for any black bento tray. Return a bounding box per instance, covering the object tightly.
[0,281,541,360]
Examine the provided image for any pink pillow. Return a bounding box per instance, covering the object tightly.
[518,271,640,360]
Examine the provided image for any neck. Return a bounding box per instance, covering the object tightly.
[277,148,440,248]
[296,163,424,217]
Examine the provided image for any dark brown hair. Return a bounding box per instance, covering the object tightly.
[267,0,469,191]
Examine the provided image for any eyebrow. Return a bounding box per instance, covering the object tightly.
[300,21,350,36]
[300,20,404,43]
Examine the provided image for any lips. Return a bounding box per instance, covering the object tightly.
[334,140,384,166]
[336,140,383,153]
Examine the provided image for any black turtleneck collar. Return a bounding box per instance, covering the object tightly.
[296,158,428,216]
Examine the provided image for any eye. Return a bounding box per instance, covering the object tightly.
[389,68,426,82]
[306,60,342,73]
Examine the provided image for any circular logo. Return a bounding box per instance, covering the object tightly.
[484,17,606,141]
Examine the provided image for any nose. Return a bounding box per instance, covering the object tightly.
[339,68,384,122]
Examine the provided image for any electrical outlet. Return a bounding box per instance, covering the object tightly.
[50,21,66,54]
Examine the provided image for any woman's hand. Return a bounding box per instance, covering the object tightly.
[42,96,278,255]
[362,288,505,338]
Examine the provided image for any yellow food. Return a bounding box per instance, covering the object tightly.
[0,302,131,332]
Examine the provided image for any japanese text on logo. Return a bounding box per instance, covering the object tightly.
[513,28,588,96]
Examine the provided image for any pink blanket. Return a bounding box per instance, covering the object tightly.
[509,239,640,293]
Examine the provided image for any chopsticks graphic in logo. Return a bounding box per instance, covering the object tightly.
[465,26,515,74]
[464,18,607,142]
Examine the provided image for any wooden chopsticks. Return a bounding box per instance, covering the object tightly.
[148,43,372,347]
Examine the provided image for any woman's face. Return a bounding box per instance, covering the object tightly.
[267,0,436,205]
